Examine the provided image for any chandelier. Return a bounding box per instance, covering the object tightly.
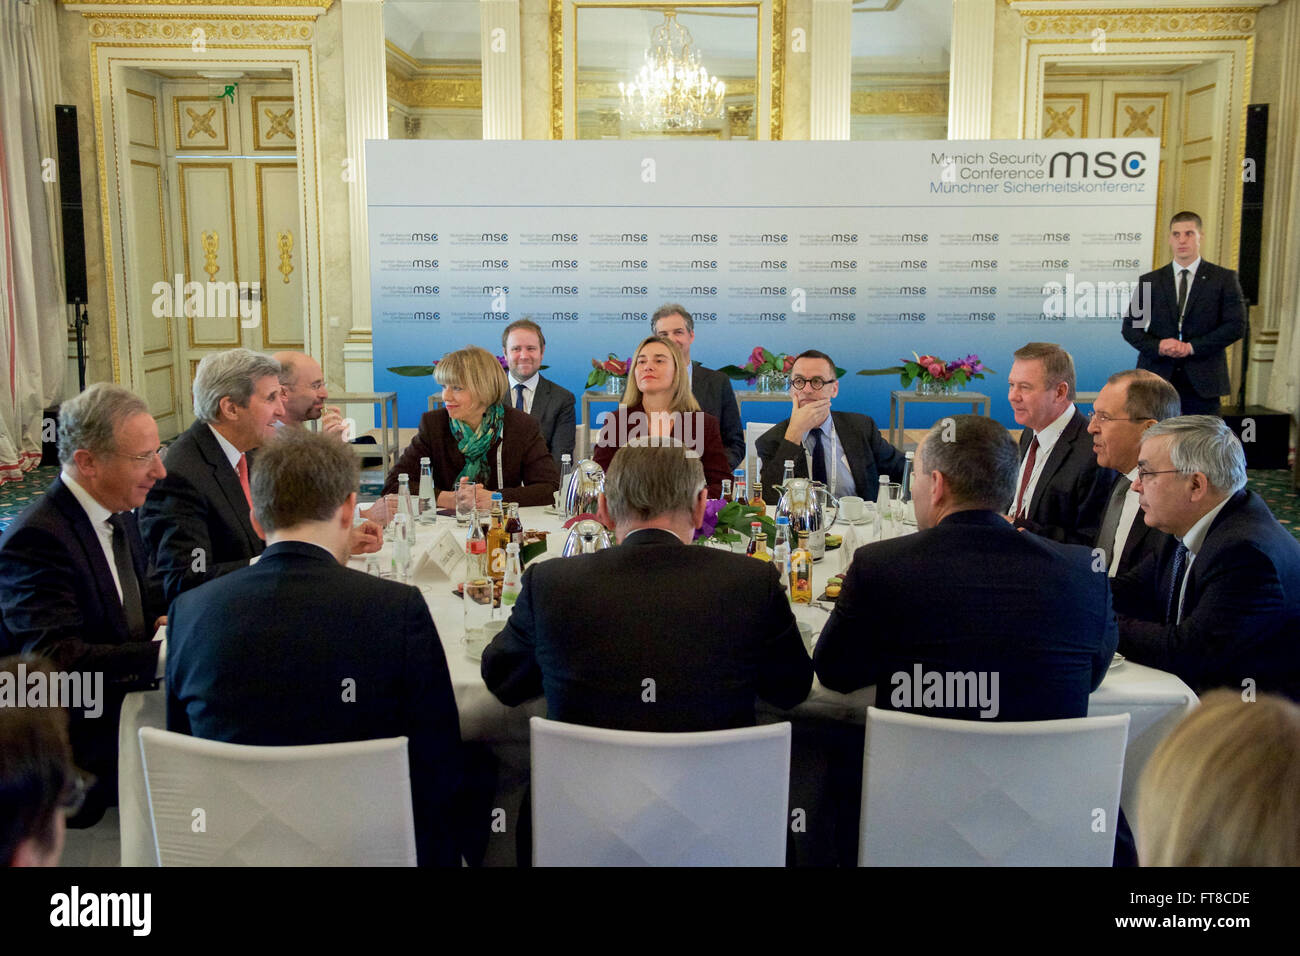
[618,12,726,132]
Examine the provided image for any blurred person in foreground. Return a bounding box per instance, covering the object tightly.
[1139,689,1300,866]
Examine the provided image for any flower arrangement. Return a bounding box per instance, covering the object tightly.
[585,354,631,389]
[694,499,776,546]
[859,352,993,391]
[386,355,547,377]
[719,347,847,387]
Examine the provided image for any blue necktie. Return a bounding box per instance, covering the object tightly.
[809,427,829,484]
[1165,542,1189,624]
[514,383,526,412]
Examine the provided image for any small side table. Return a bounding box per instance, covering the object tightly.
[579,389,627,460]
[889,390,991,449]
[732,390,794,419]
[331,390,399,474]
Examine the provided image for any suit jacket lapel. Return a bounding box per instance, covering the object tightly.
[193,423,259,550]
[1028,411,1082,514]
[48,478,130,639]
[831,411,869,494]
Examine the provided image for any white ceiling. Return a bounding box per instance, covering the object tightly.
[384,0,953,75]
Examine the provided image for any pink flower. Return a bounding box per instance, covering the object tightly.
[749,346,766,368]
[783,354,795,372]
[927,362,944,378]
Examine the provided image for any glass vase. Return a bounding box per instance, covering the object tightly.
[605,375,627,395]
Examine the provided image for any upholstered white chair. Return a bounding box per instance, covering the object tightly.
[138,728,417,866]
[745,421,776,491]
[530,717,792,866]
[118,689,165,866]
[859,707,1130,866]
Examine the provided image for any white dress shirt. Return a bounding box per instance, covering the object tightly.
[507,372,541,415]
[803,416,856,498]
[1174,494,1232,622]
[1108,466,1143,579]
[1012,402,1076,517]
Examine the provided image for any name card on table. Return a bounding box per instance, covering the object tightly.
[411,527,465,580]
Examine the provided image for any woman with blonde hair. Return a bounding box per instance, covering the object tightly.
[1138,689,1300,866]
[592,336,729,497]
[382,345,559,508]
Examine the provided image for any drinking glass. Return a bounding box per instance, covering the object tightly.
[455,478,474,526]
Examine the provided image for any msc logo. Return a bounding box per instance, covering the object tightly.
[1042,233,1070,242]
[898,312,926,321]
[481,233,509,242]
[621,233,648,242]
[1048,150,1146,179]
[969,286,996,295]
[759,286,787,295]
[1113,259,1141,269]
[690,233,719,243]
[622,259,649,269]
[1114,232,1142,241]
[759,233,788,243]
[690,260,718,270]
[900,234,928,243]
[828,286,856,296]
[621,312,648,321]
[970,260,997,269]
[695,312,718,321]
[551,259,578,269]
[483,311,509,320]
[552,285,579,295]
[758,312,787,321]
[829,260,857,270]
[481,259,508,268]
[690,286,718,295]
[481,285,508,295]
[1042,259,1069,269]
[551,232,578,242]
[900,260,927,270]
[971,233,998,242]
[551,311,580,320]
[899,286,926,295]
[412,285,439,295]
[411,259,439,268]
[410,232,438,242]
[620,285,647,295]
[760,260,788,270]
[1037,313,1066,322]
[827,312,856,322]
[829,233,858,243]
[969,312,997,321]
[413,311,439,321]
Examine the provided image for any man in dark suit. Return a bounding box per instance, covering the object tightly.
[166,430,464,865]
[815,414,1117,720]
[139,348,381,603]
[1121,211,1247,415]
[502,319,575,468]
[0,384,167,825]
[1087,370,1181,578]
[652,304,745,469]
[482,441,812,731]
[1008,342,1116,546]
[757,349,906,503]
[1114,415,1300,700]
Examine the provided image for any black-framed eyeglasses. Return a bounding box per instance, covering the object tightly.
[60,769,96,818]
[791,376,835,390]
[110,447,164,465]
[1088,411,1148,424]
[1136,468,1183,483]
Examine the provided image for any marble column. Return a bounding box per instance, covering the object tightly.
[810,0,851,140]
[481,0,523,139]
[948,0,995,140]
[341,0,387,339]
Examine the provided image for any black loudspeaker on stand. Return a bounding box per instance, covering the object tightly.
[55,103,90,391]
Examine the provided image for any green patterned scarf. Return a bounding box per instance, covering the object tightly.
[450,402,505,486]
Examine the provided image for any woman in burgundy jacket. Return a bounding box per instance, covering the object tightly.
[381,346,559,508]
[592,336,729,498]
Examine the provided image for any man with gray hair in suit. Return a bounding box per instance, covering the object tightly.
[1115,415,1300,699]
[140,348,380,603]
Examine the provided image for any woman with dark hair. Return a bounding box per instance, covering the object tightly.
[592,337,729,498]
[381,345,559,508]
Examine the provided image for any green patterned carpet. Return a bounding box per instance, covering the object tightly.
[3,463,1298,538]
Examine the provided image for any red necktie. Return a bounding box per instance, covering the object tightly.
[1014,436,1039,518]
[236,453,252,508]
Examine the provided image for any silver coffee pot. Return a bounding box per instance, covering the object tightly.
[562,459,605,518]
[560,518,613,556]
[773,478,838,558]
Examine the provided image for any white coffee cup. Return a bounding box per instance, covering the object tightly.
[839,495,865,522]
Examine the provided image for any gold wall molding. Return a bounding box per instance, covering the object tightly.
[65,1,332,8]
[1019,9,1258,38]
[386,68,483,110]
[770,0,784,139]
[850,88,948,116]
[85,16,316,42]
[277,230,295,283]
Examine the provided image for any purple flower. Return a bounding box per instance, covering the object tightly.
[497,355,510,371]
[694,498,727,541]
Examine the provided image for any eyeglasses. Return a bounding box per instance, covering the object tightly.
[791,376,836,390]
[60,769,96,818]
[1088,411,1148,424]
[110,447,164,465]
[1136,468,1184,483]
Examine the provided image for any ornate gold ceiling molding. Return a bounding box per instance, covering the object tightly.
[1014,7,1259,38]
[85,15,316,42]
[386,67,482,110]
[851,87,948,116]
[63,0,332,9]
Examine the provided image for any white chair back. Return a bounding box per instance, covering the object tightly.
[859,707,1129,866]
[530,717,791,866]
[139,728,417,866]
[118,689,165,866]
[745,421,776,491]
